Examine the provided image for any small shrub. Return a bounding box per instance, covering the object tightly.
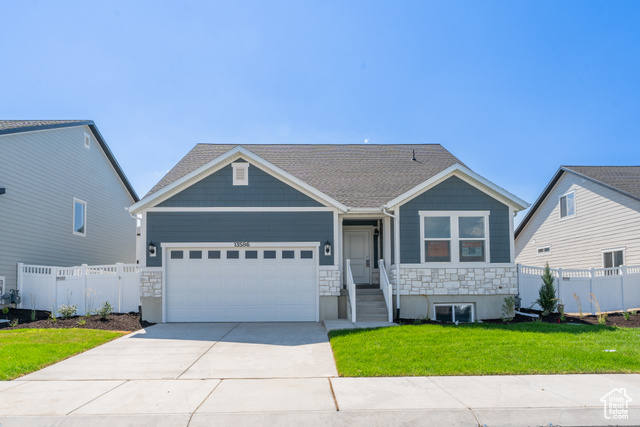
[598,313,609,325]
[77,318,86,326]
[49,313,58,323]
[413,318,422,325]
[30,295,37,321]
[97,301,114,320]
[623,311,631,321]
[9,318,18,327]
[536,263,557,314]
[2,307,8,316]
[632,310,638,316]
[557,303,566,322]
[589,294,608,325]
[85,288,97,316]
[501,296,516,322]
[30,310,37,322]
[57,304,77,319]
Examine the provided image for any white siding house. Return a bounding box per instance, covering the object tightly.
[515,166,640,269]
[0,121,138,295]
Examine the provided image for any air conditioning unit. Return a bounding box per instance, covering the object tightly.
[0,276,4,296]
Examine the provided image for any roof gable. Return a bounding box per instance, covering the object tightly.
[0,120,139,202]
[515,165,640,238]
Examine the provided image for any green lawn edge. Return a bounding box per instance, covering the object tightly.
[329,322,640,377]
[0,328,126,380]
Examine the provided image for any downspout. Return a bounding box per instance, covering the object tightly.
[382,208,400,319]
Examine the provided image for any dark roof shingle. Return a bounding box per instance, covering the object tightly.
[0,120,90,133]
[147,144,464,208]
[562,166,640,200]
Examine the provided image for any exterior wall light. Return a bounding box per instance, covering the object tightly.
[148,241,157,257]
[373,228,379,238]
[324,240,332,256]
[0,188,5,195]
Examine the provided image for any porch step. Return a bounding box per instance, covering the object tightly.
[355,289,389,322]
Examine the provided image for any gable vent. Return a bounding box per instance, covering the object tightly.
[232,162,249,186]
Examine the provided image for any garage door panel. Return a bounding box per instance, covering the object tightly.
[167,246,317,322]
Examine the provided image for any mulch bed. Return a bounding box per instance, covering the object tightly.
[0,308,154,332]
[400,309,640,328]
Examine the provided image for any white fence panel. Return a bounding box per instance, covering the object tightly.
[624,268,640,310]
[518,264,640,314]
[18,263,140,315]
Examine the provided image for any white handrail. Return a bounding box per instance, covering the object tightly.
[346,259,356,322]
[378,259,393,322]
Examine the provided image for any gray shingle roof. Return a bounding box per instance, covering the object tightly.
[0,120,90,133]
[562,166,640,200]
[147,144,465,208]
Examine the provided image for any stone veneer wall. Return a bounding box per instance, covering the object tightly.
[140,268,163,298]
[389,266,517,296]
[319,265,341,296]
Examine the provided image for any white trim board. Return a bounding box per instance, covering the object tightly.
[161,242,321,249]
[146,207,336,212]
[129,146,348,213]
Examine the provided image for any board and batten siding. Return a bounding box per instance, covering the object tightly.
[0,126,137,291]
[399,176,511,264]
[515,172,640,269]
[146,211,334,266]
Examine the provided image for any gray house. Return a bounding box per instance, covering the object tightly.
[130,144,528,323]
[516,166,640,269]
[0,120,139,296]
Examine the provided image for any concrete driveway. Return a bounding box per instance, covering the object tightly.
[18,322,338,380]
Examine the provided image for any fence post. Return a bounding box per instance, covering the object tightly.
[516,263,521,296]
[82,264,88,316]
[16,263,23,308]
[621,266,626,312]
[116,263,123,313]
[557,268,562,303]
[53,267,59,317]
[590,268,595,315]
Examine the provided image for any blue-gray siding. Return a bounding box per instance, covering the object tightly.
[399,176,511,263]
[147,211,334,266]
[0,126,137,291]
[158,162,323,208]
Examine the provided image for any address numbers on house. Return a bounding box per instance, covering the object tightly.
[234,242,251,247]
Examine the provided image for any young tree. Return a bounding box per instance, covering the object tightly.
[536,262,557,315]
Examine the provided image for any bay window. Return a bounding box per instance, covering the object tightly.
[420,211,490,264]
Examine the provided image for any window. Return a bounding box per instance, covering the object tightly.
[232,162,249,185]
[282,250,295,259]
[245,250,258,259]
[73,198,87,236]
[559,191,575,219]
[301,250,313,259]
[189,250,202,259]
[434,304,474,322]
[603,248,624,269]
[227,250,239,259]
[83,132,91,149]
[420,211,489,263]
[208,250,221,259]
[170,250,184,259]
[537,246,551,255]
[264,250,277,259]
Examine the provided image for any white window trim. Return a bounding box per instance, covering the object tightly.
[83,132,91,149]
[433,303,475,322]
[419,210,490,264]
[537,245,551,256]
[232,162,249,186]
[601,247,626,268]
[558,190,576,220]
[72,198,87,237]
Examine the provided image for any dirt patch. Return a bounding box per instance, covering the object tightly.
[0,308,154,332]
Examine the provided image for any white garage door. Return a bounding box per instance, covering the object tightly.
[165,246,318,322]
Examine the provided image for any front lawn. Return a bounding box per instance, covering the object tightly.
[0,328,126,380]
[329,322,640,376]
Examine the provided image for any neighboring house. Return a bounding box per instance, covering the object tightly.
[515,166,640,269]
[130,144,528,323]
[0,120,139,297]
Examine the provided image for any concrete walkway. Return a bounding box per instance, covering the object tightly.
[2,323,640,426]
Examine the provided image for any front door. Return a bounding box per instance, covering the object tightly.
[344,229,371,284]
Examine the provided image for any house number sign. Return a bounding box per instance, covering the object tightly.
[234,242,250,247]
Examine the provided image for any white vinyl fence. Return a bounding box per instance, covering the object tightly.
[17,263,140,315]
[518,264,640,314]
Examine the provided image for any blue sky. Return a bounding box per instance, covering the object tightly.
[2,1,639,224]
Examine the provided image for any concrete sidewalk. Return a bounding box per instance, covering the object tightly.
[2,374,639,426]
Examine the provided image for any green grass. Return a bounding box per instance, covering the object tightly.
[0,328,126,380]
[329,322,640,376]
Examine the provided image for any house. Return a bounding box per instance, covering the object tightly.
[129,144,528,323]
[0,120,139,298]
[515,166,640,269]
